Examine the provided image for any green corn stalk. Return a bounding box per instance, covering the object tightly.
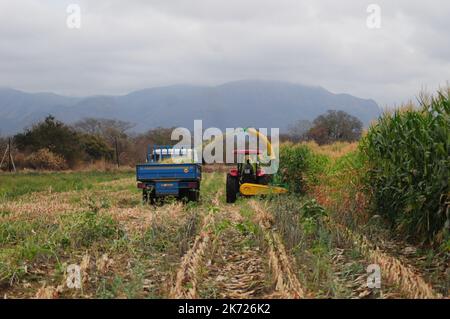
[360,89,449,243]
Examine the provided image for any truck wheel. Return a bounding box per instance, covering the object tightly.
[143,189,156,205]
[148,190,156,205]
[149,195,156,205]
[143,190,148,203]
[179,189,188,202]
[188,189,200,202]
[226,174,238,203]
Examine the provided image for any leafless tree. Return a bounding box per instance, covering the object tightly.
[287,119,312,142]
[74,118,135,144]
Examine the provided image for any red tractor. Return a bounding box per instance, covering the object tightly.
[226,150,275,203]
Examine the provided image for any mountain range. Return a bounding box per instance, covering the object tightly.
[0,80,381,134]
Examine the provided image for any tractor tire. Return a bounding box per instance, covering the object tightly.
[226,174,238,203]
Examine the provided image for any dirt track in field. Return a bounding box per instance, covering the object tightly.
[170,176,307,299]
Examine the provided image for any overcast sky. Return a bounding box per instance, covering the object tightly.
[0,0,449,107]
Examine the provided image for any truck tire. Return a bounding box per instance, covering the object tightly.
[179,189,188,202]
[226,174,238,203]
[149,193,156,205]
[145,189,156,205]
[188,189,200,202]
[143,190,148,203]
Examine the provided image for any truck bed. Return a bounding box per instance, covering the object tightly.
[136,163,201,181]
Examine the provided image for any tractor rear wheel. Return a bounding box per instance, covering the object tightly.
[226,174,239,203]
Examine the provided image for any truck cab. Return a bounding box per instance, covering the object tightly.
[136,145,202,204]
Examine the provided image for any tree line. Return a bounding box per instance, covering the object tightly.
[0,116,175,170]
[0,110,363,170]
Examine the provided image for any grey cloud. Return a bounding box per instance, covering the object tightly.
[0,0,449,105]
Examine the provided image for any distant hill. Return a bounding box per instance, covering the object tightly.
[0,80,381,134]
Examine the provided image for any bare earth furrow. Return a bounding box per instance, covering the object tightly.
[200,221,269,299]
[170,213,214,298]
[250,201,306,298]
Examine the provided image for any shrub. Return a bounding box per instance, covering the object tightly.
[277,143,311,193]
[14,115,83,166]
[79,134,114,161]
[276,142,331,193]
[25,148,68,170]
[318,150,370,227]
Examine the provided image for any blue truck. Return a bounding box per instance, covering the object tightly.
[136,145,202,204]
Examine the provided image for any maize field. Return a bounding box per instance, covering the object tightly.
[361,89,449,242]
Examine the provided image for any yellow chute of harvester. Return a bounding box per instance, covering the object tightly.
[245,128,277,160]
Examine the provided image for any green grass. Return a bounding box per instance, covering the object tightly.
[265,195,357,297]
[0,170,133,200]
[0,210,125,284]
[0,171,220,298]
